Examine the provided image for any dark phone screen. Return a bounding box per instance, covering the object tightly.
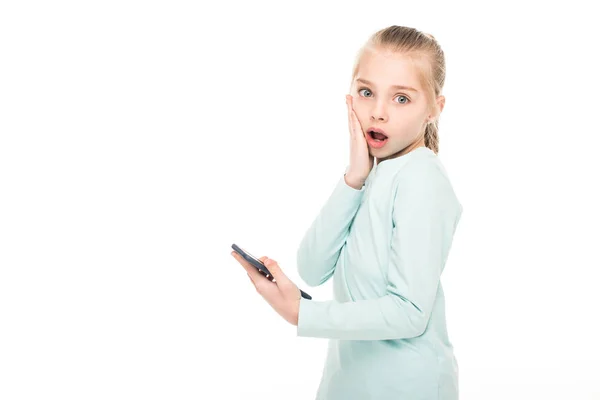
[239,246,264,265]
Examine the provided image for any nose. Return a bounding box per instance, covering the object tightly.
[370,101,388,122]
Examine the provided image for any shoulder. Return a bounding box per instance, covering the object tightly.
[392,150,448,189]
[391,151,462,215]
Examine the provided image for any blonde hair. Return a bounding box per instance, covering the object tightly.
[350,26,446,154]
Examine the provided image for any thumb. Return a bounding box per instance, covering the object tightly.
[264,257,286,282]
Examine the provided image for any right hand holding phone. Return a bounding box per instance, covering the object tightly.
[345,94,374,189]
[231,252,301,326]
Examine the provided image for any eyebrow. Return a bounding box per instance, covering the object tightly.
[355,78,418,92]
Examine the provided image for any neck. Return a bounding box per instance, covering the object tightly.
[377,138,426,163]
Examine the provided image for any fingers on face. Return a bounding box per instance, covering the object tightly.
[346,99,363,137]
[351,108,362,131]
[347,112,354,137]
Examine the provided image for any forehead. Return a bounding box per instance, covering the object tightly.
[355,49,422,92]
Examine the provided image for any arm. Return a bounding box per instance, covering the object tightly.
[296,169,367,287]
[296,162,462,340]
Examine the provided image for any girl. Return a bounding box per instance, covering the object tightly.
[232,25,463,400]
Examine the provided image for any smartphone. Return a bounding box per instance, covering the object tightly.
[231,243,312,300]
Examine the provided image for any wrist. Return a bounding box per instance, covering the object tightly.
[292,297,300,326]
[344,173,365,190]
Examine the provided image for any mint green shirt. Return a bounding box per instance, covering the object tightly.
[296,146,463,400]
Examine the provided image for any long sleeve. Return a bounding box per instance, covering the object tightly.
[296,162,462,340]
[296,171,366,287]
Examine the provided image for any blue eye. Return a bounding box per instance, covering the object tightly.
[357,87,410,104]
[358,88,372,97]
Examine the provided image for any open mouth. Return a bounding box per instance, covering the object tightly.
[368,130,388,142]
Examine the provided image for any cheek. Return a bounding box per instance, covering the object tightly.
[395,112,426,129]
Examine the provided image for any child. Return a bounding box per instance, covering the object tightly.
[232,25,463,400]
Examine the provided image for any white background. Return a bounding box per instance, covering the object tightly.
[1,1,599,399]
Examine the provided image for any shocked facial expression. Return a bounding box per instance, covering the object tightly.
[351,47,442,161]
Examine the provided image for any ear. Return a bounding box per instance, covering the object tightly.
[427,95,445,122]
[437,95,445,114]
